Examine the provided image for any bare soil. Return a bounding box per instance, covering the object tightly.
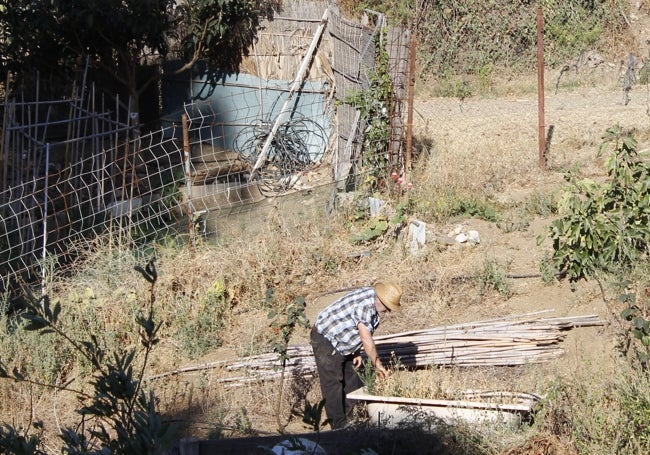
[284,54,650,435]
[402,76,650,381]
[9,8,650,453]
[188,70,650,448]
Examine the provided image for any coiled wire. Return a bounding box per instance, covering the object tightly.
[234,115,328,196]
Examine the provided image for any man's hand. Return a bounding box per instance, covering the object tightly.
[353,355,363,369]
[358,322,391,379]
[375,361,390,379]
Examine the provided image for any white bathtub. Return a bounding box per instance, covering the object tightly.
[347,387,542,429]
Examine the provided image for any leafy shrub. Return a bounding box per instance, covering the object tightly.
[340,28,394,192]
[268,295,310,431]
[350,201,410,245]
[541,125,650,282]
[620,291,650,368]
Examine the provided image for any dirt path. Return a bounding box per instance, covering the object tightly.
[417,81,650,176]
[405,73,650,391]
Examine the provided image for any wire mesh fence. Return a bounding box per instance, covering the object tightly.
[0,123,186,292]
[0,2,411,295]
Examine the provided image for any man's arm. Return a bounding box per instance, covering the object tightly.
[358,323,389,378]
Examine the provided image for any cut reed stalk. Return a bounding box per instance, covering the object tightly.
[147,312,604,386]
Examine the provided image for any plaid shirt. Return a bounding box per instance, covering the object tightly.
[314,287,380,356]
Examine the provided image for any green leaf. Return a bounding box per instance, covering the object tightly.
[22,314,48,331]
[634,317,647,331]
[621,307,637,320]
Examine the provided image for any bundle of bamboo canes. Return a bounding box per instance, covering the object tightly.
[148,312,604,386]
[372,313,603,368]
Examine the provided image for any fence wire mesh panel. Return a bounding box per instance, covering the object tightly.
[386,27,410,165]
[0,75,152,292]
[328,8,410,189]
[0,122,187,292]
[0,2,411,294]
[180,74,332,205]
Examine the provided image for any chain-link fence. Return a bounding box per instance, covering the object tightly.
[0,2,411,294]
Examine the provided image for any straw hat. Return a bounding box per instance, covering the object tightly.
[374,281,403,311]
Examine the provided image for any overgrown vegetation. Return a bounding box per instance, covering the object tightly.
[0,260,175,453]
[425,0,627,76]
[341,28,396,192]
[5,118,650,453]
[3,1,650,454]
[176,279,232,358]
[415,190,501,224]
[532,125,650,454]
[541,125,650,283]
[268,296,310,431]
[536,362,650,455]
[339,0,630,96]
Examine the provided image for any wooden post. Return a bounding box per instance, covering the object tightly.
[405,26,417,176]
[537,5,546,170]
[182,114,194,249]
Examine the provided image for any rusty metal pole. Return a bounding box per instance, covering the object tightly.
[536,5,546,170]
[405,26,417,177]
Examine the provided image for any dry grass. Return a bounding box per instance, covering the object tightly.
[4,70,650,454]
[373,364,542,402]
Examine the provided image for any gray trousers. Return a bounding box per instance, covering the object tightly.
[310,326,363,429]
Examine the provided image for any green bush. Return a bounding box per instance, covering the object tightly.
[540,125,650,282]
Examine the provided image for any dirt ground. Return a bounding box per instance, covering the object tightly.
[10,8,650,453]
[181,70,650,446]
[413,73,650,311]
[401,74,650,378]
[161,7,650,451]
